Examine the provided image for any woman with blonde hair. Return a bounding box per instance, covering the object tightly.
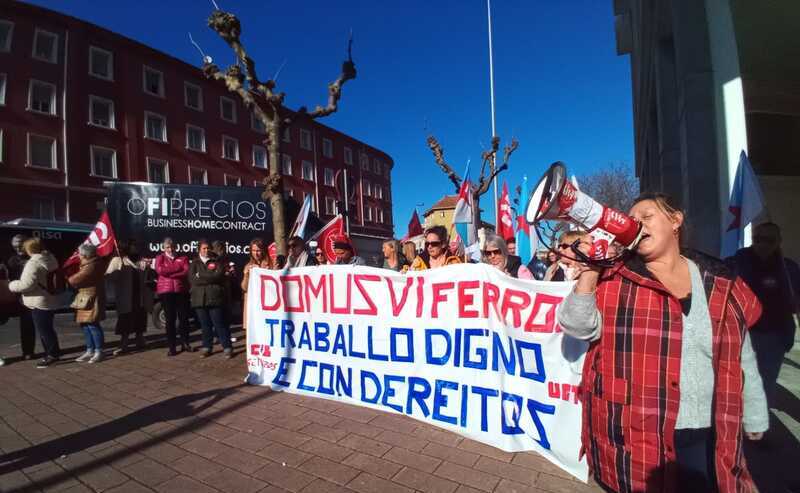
[482,235,533,279]
[68,244,108,363]
[241,238,272,331]
[544,230,586,281]
[382,240,409,272]
[8,238,61,368]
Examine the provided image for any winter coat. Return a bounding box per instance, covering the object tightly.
[409,252,462,271]
[581,250,761,492]
[189,256,226,308]
[154,254,189,294]
[68,256,107,324]
[106,256,153,315]
[8,252,61,310]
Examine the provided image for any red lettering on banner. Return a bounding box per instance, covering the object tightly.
[385,277,414,316]
[353,274,380,316]
[303,275,328,312]
[430,282,455,318]
[548,382,579,404]
[416,277,425,318]
[499,288,531,328]
[249,344,271,357]
[524,293,563,333]
[482,282,501,319]
[281,275,305,312]
[260,274,281,311]
[457,281,480,318]
[329,273,352,314]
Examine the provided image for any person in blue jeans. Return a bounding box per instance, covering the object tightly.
[8,238,62,368]
[189,240,232,358]
[68,244,108,364]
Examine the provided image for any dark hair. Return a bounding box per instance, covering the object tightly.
[198,238,211,249]
[424,225,448,243]
[289,236,304,246]
[248,238,266,263]
[506,236,516,245]
[755,222,781,238]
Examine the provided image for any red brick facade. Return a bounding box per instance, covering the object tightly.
[0,1,394,242]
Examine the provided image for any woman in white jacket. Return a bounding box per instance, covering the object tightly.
[8,238,62,368]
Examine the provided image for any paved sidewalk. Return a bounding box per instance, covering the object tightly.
[1,324,798,493]
[0,327,601,493]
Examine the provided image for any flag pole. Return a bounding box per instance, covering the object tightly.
[487,0,499,228]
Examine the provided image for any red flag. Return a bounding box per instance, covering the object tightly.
[497,181,514,241]
[267,242,278,265]
[405,210,423,240]
[63,211,117,274]
[310,215,344,264]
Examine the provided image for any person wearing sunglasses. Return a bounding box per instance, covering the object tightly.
[333,235,366,266]
[286,236,317,268]
[544,230,586,281]
[728,221,800,414]
[314,247,328,265]
[481,235,533,279]
[409,225,462,271]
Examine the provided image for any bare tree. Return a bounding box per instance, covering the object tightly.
[578,161,639,213]
[202,9,356,256]
[426,135,518,230]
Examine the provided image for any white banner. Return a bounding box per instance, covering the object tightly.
[246,263,588,481]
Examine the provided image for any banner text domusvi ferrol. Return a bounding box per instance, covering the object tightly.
[245,263,588,481]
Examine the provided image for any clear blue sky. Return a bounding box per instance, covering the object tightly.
[29,0,633,235]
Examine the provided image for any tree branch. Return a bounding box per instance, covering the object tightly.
[299,52,357,119]
[426,135,462,192]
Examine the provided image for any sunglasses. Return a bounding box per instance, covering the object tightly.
[557,243,571,249]
[315,251,325,256]
[425,241,442,248]
[483,249,502,257]
[289,243,302,249]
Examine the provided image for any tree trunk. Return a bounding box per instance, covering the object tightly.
[266,120,287,256]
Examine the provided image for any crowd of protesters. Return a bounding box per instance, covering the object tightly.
[0,203,798,491]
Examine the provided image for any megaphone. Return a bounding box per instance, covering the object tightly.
[525,162,643,263]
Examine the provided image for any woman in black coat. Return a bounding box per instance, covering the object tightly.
[189,240,232,358]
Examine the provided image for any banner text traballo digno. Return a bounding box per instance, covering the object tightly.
[246,263,588,481]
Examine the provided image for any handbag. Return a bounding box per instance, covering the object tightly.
[70,291,96,310]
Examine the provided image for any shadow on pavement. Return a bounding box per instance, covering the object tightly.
[745,383,800,493]
[0,383,273,492]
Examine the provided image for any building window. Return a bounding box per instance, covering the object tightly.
[375,185,383,200]
[305,193,315,212]
[147,157,169,183]
[363,180,371,197]
[384,163,391,177]
[0,73,6,105]
[89,95,114,129]
[300,129,312,150]
[379,209,385,224]
[366,207,372,222]
[142,66,164,97]
[28,80,56,115]
[323,168,335,187]
[225,174,242,187]
[144,112,167,142]
[186,125,206,152]
[282,127,291,143]
[220,96,236,123]
[373,158,381,174]
[222,135,239,161]
[253,145,267,169]
[302,160,314,181]
[360,153,369,170]
[281,154,292,175]
[0,20,13,52]
[189,167,207,185]
[27,134,56,169]
[325,196,337,215]
[251,112,266,133]
[89,46,113,81]
[32,29,58,63]
[184,82,203,111]
[343,147,353,166]
[322,138,333,158]
[32,198,56,220]
[0,129,4,163]
[90,146,117,178]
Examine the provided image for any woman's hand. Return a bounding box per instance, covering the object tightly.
[572,237,603,294]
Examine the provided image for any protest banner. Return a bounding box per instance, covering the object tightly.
[245,263,588,481]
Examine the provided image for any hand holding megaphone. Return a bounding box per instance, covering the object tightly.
[525,162,643,266]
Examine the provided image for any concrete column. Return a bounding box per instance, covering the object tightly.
[655,38,685,206]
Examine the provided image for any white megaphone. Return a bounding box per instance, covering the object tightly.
[525,162,643,262]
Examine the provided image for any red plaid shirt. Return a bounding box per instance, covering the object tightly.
[581,251,762,493]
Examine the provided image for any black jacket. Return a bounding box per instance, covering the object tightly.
[189,255,227,308]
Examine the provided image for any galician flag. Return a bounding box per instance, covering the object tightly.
[288,194,313,239]
[453,167,477,247]
[721,150,766,257]
[515,175,536,265]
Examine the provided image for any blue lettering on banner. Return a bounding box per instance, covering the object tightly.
[318,362,336,395]
[367,326,389,361]
[332,325,347,356]
[348,324,366,359]
[390,328,414,363]
[516,340,546,382]
[272,357,295,387]
[382,374,404,412]
[425,329,451,365]
[314,322,331,351]
[432,380,458,425]
[280,319,296,348]
[297,360,317,391]
[360,370,381,404]
[298,322,312,350]
[463,328,488,369]
[406,377,431,417]
[471,385,499,432]
[527,398,556,450]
